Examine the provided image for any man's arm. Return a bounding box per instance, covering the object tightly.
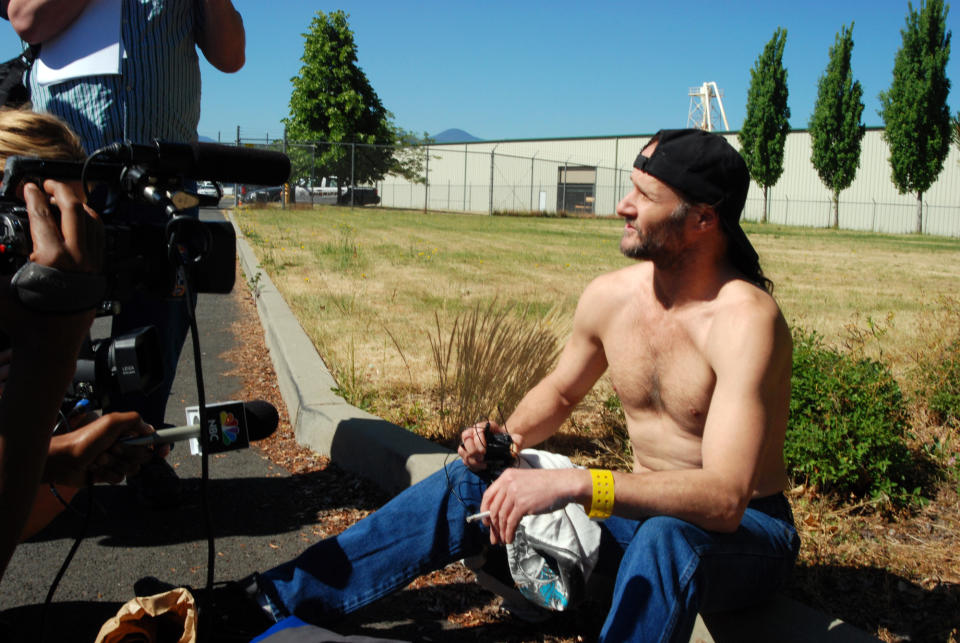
[458,278,609,471]
[42,411,163,488]
[195,0,244,73]
[21,412,163,540]
[4,0,94,43]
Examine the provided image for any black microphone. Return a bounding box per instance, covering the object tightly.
[177,141,291,186]
[123,400,278,453]
[106,140,291,187]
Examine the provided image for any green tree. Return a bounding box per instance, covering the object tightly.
[951,111,960,156]
[879,0,952,234]
[283,10,397,194]
[809,23,866,229]
[739,28,790,224]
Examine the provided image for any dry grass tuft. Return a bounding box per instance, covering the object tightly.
[428,299,562,439]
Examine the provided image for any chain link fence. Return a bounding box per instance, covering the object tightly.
[231,132,960,238]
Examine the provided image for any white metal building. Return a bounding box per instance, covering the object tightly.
[377,129,960,237]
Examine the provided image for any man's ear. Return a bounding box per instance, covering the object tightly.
[692,205,719,232]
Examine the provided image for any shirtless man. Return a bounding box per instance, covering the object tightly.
[202,129,800,642]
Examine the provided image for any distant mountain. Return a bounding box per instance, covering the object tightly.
[432,128,481,143]
[198,135,217,143]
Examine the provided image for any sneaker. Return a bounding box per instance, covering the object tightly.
[135,575,276,642]
[126,453,182,509]
[197,575,277,642]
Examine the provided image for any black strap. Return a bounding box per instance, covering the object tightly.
[0,43,39,107]
[10,262,106,313]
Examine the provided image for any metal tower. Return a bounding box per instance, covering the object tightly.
[687,81,730,132]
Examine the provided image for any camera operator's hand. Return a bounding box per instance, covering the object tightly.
[26,179,103,274]
[458,421,509,473]
[43,411,168,488]
[0,179,103,349]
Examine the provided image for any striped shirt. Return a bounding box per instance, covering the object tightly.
[27,0,203,153]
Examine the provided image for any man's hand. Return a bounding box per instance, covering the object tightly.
[457,420,508,472]
[480,468,585,546]
[44,412,168,488]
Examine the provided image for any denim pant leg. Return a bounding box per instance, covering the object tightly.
[259,461,491,624]
[597,495,800,643]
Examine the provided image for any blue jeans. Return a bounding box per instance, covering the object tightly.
[259,462,799,642]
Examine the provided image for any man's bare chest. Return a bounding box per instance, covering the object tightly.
[602,320,716,429]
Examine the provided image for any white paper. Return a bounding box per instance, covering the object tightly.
[35,0,122,86]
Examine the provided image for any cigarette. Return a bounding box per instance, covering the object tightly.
[466,510,490,523]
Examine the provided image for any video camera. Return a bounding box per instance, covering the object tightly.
[0,140,290,410]
[0,140,290,302]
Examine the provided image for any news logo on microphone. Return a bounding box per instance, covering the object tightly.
[185,400,251,455]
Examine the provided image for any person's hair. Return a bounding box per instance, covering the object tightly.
[727,233,774,294]
[0,107,86,171]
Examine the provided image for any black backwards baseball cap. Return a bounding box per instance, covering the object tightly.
[633,128,758,266]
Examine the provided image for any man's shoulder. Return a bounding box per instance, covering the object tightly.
[587,262,649,292]
[708,280,791,361]
[715,278,781,318]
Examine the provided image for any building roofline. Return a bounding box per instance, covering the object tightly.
[428,125,886,146]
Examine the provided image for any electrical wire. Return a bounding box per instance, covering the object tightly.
[40,476,94,643]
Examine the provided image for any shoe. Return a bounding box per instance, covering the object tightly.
[197,574,277,642]
[135,575,276,642]
[126,453,182,509]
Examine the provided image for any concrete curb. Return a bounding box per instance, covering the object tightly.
[228,212,879,643]
[230,212,450,494]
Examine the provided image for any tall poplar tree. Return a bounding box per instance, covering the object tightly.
[284,10,396,190]
[952,112,960,155]
[809,23,865,229]
[879,0,952,234]
[739,28,790,223]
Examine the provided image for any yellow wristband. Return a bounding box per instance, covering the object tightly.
[588,469,615,519]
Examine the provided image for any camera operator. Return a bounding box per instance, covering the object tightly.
[0,108,167,580]
[0,174,102,579]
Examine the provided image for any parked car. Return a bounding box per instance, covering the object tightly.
[305,178,380,206]
[242,185,282,203]
[336,186,380,206]
[196,181,221,198]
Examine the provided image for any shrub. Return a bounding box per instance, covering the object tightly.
[428,299,561,439]
[786,329,922,506]
[923,338,960,426]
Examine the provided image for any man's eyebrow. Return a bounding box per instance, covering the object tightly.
[631,173,658,200]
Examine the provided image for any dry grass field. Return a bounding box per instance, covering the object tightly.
[236,204,960,642]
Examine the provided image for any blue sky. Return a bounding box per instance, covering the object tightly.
[2,1,959,143]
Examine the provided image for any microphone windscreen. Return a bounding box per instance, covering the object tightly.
[187,142,291,186]
[244,400,279,441]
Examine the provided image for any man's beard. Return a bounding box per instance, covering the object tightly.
[620,203,689,265]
